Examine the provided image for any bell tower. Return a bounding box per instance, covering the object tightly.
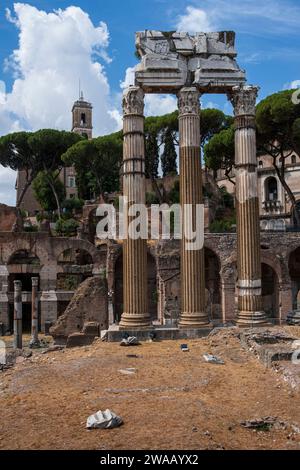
[72,91,93,139]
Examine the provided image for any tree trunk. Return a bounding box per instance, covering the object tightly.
[273,154,300,227]
[48,179,62,217]
[43,167,63,217]
[15,175,35,230]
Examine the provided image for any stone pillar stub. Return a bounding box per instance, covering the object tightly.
[178,87,209,328]
[229,85,268,326]
[13,280,22,349]
[30,277,40,348]
[119,86,150,329]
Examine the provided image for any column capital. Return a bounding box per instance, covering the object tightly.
[14,280,22,290]
[177,87,200,116]
[122,86,144,116]
[32,277,39,287]
[229,85,259,117]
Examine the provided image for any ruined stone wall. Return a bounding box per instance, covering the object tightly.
[0,231,300,333]
[0,204,17,231]
[50,275,108,341]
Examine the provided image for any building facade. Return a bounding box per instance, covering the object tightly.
[216,152,300,230]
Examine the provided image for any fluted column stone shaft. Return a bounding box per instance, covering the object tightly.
[230,85,267,325]
[119,86,150,329]
[178,87,208,327]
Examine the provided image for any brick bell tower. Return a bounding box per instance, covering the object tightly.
[72,91,93,139]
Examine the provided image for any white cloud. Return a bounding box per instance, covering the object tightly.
[175,6,213,33]
[0,167,17,206]
[290,80,300,89]
[283,80,300,90]
[0,3,119,137]
[120,66,135,89]
[145,94,177,117]
[175,1,300,36]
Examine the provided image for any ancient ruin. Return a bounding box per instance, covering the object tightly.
[117,31,266,331]
[0,30,300,342]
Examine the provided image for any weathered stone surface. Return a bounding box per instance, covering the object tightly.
[0,204,17,231]
[82,321,100,337]
[66,332,95,348]
[50,276,108,341]
[135,30,246,93]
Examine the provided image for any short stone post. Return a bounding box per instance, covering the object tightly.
[13,280,22,349]
[30,277,40,348]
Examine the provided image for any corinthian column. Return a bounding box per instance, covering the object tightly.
[178,87,208,327]
[230,85,268,325]
[119,86,150,329]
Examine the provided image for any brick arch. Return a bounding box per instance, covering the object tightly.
[203,241,222,271]
[286,242,300,262]
[53,238,102,267]
[260,251,283,284]
[0,235,50,266]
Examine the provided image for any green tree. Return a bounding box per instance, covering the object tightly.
[62,133,122,200]
[28,129,81,216]
[256,89,300,225]
[33,170,66,212]
[145,129,159,179]
[0,129,81,217]
[0,132,37,214]
[161,127,177,176]
[204,126,235,184]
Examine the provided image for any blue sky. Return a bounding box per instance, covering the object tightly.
[0,0,300,204]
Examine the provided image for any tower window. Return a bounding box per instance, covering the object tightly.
[258,160,263,168]
[291,155,297,165]
[80,113,86,125]
[265,176,278,201]
[68,176,76,188]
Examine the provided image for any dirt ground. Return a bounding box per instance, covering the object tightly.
[0,328,300,450]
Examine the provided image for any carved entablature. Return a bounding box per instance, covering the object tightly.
[229,85,259,117]
[122,86,145,115]
[135,30,246,93]
[177,87,200,116]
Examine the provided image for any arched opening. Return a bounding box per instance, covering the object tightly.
[57,248,94,317]
[8,250,40,266]
[292,200,300,227]
[289,246,300,310]
[261,263,279,321]
[205,248,221,321]
[57,248,93,266]
[114,252,158,323]
[265,177,278,201]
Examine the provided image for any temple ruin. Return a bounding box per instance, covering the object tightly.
[1,30,300,342]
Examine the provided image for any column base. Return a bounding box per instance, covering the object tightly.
[287,310,300,326]
[235,311,269,327]
[29,338,41,349]
[179,312,211,329]
[119,313,151,330]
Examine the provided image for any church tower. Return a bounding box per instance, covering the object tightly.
[72,91,93,139]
